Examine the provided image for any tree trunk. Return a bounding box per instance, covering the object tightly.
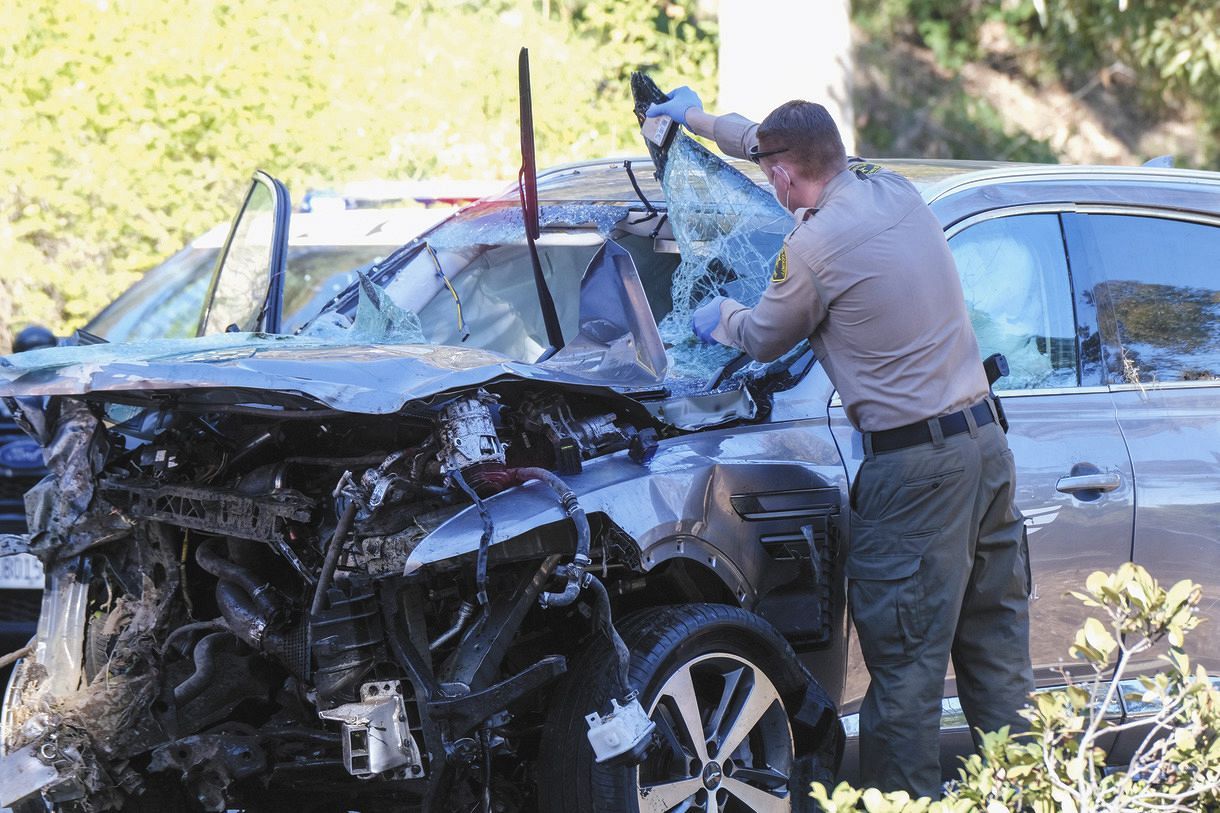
[718,0,856,154]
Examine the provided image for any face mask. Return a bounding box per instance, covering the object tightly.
[771,165,793,213]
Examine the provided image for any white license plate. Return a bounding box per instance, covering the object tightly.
[0,553,44,590]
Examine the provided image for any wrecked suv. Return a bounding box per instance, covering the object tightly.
[4,71,1220,812]
[0,77,843,812]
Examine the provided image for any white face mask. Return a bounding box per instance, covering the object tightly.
[770,165,793,213]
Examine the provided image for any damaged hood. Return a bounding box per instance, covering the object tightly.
[0,332,653,414]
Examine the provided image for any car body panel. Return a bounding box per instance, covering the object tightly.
[1111,385,1220,672]
[0,334,654,415]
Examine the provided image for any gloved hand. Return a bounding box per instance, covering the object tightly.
[690,296,725,344]
[646,86,702,127]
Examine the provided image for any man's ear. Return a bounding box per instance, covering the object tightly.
[772,164,791,187]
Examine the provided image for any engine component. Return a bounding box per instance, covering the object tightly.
[174,632,233,705]
[317,680,424,778]
[312,583,383,706]
[584,692,655,766]
[196,538,285,624]
[429,600,475,652]
[437,391,505,474]
[512,393,628,474]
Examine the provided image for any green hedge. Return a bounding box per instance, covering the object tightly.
[0,0,716,347]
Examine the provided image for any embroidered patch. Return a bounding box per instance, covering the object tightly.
[852,162,882,178]
[771,248,789,284]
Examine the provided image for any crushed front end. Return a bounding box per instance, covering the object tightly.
[0,375,661,811]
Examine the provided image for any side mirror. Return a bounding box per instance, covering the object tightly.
[198,171,291,335]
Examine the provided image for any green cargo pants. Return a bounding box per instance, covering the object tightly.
[848,413,1034,798]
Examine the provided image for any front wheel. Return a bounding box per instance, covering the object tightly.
[538,603,833,812]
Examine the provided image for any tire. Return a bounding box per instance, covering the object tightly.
[538,603,830,813]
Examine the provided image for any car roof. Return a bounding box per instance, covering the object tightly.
[511,155,1220,223]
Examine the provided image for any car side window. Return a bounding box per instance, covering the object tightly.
[1084,214,1220,385]
[948,213,1078,389]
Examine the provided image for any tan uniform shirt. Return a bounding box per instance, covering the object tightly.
[708,113,989,432]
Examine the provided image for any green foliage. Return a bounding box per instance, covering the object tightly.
[0,0,716,348]
[854,35,1059,163]
[854,0,1220,163]
[811,563,1220,812]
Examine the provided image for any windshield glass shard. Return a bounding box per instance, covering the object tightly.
[656,134,790,390]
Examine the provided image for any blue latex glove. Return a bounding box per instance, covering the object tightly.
[646,86,703,127]
[691,296,725,344]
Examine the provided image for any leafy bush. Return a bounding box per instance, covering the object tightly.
[811,562,1220,812]
[0,0,716,348]
[854,0,1219,164]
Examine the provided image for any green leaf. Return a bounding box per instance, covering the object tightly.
[1082,617,1117,658]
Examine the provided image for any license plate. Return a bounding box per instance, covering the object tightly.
[0,553,44,590]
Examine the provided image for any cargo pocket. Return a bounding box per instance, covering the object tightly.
[846,551,925,666]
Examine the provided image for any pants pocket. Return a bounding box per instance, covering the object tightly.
[847,550,925,665]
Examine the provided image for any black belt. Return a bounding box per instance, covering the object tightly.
[866,401,995,454]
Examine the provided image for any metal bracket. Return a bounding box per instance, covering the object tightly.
[318,680,424,778]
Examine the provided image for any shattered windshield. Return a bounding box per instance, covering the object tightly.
[308,144,789,394]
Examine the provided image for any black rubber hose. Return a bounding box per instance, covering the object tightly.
[311,501,359,616]
[173,632,230,705]
[215,580,268,650]
[196,538,281,620]
[585,574,631,694]
[512,467,590,559]
[163,619,227,656]
[513,467,591,607]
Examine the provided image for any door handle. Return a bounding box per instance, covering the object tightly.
[1056,473,1121,494]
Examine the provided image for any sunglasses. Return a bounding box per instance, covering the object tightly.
[748,145,789,164]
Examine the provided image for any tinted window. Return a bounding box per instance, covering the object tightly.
[949,214,1078,389]
[281,245,399,333]
[85,248,219,342]
[1087,214,1220,384]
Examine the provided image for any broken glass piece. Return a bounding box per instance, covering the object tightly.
[301,274,425,344]
[657,134,791,389]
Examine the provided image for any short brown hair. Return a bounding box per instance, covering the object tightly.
[757,101,847,182]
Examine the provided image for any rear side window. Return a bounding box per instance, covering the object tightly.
[1087,214,1220,384]
[948,213,1078,389]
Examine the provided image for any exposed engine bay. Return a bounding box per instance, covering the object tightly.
[2,383,664,811]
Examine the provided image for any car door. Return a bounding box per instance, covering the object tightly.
[198,171,291,335]
[831,207,1136,781]
[1066,209,1220,683]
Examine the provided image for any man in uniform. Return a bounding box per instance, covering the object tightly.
[646,88,1034,798]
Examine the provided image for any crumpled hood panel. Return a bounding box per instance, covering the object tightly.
[0,333,635,414]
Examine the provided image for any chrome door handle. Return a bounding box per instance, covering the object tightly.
[1056,473,1121,494]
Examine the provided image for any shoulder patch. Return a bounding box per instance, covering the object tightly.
[771,248,789,284]
[852,161,883,178]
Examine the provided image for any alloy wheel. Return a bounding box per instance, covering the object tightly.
[635,652,794,813]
